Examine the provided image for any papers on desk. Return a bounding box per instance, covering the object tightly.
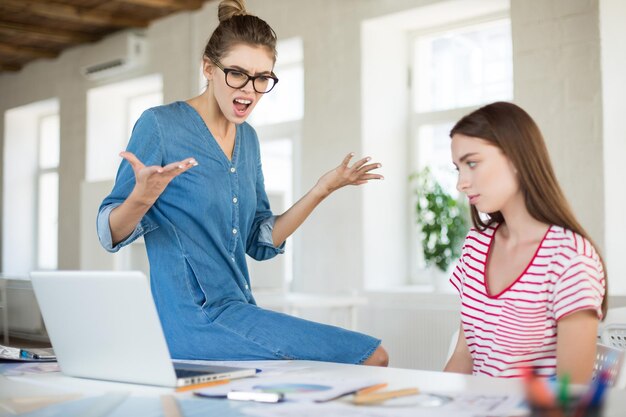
[0,362,60,376]
[196,376,383,402]
[240,393,527,417]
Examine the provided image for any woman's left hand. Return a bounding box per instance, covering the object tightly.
[314,153,383,196]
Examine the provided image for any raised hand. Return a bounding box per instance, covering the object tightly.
[314,153,383,196]
[121,151,198,206]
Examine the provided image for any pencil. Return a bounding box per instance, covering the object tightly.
[356,383,388,396]
[175,378,230,393]
[353,387,419,405]
[160,395,183,417]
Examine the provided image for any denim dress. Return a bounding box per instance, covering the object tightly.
[97,102,380,363]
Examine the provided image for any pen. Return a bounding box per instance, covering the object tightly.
[160,395,183,417]
[20,350,36,359]
[589,371,608,407]
[558,374,570,409]
[522,368,556,408]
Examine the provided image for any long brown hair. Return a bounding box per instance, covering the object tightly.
[204,0,277,63]
[450,101,607,316]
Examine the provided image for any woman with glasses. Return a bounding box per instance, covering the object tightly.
[97,0,388,366]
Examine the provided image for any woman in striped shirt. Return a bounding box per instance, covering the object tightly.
[444,102,607,383]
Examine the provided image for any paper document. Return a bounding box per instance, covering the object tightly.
[196,376,383,402]
[0,345,19,359]
[240,393,526,417]
[1,362,60,376]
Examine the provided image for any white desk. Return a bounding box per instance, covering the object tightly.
[1,361,625,416]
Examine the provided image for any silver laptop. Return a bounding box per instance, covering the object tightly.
[30,270,256,387]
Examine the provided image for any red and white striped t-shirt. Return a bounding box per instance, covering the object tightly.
[449,224,605,378]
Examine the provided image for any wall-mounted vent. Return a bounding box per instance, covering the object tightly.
[81,32,147,80]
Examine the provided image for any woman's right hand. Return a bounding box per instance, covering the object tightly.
[121,151,198,206]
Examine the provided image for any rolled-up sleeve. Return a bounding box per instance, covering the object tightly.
[96,109,163,253]
[97,203,158,252]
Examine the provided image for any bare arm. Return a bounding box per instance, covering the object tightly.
[556,309,599,384]
[444,323,473,374]
[271,153,383,247]
[109,151,198,246]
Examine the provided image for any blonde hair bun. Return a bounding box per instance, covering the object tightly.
[218,0,247,22]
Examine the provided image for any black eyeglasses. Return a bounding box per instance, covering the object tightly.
[211,59,279,94]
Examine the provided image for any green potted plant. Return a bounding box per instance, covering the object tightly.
[410,167,469,273]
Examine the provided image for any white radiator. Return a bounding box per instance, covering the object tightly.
[267,291,461,370]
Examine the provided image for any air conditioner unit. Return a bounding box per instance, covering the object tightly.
[80,31,147,80]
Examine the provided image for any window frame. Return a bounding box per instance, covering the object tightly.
[407,14,513,285]
[35,112,60,270]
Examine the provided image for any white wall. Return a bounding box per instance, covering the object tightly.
[600,0,626,294]
[511,0,604,248]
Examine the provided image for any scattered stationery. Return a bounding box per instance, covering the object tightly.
[1,362,60,376]
[522,368,609,417]
[195,376,384,403]
[241,393,525,417]
[356,383,388,396]
[19,347,56,360]
[227,390,285,403]
[0,344,56,362]
[353,386,420,405]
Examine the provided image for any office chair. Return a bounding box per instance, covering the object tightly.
[601,324,626,350]
[594,324,626,389]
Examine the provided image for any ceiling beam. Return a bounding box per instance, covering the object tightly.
[0,43,59,59]
[0,22,100,44]
[0,63,21,72]
[113,0,204,10]
[0,0,149,28]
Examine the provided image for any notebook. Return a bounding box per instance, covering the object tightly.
[30,270,256,387]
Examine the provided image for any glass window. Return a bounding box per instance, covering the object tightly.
[86,74,162,182]
[38,115,60,169]
[127,91,163,138]
[410,18,513,284]
[260,138,293,201]
[414,19,512,113]
[249,37,304,126]
[246,38,303,290]
[414,122,457,196]
[37,114,60,270]
[37,172,58,269]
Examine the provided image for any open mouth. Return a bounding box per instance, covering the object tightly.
[233,98,252,115]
